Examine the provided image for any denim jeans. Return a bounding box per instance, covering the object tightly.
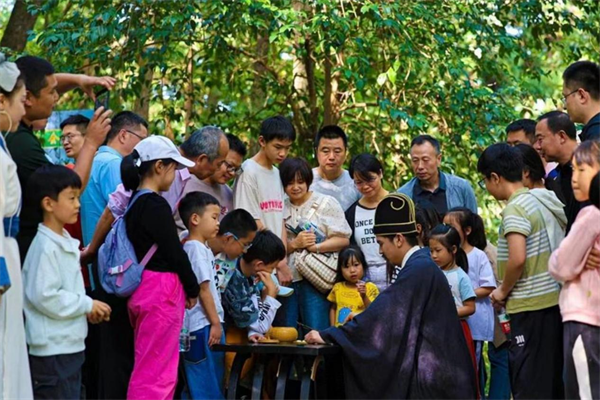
[272,280,330,334]
[182,324,226,400]
[487,342,511,400]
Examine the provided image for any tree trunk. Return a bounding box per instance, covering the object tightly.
[184,46,195,134]
[251,30,269,111]
[291,0,315,146]
[305,38,318,133]
[133,58,154,121]
[0,0,42,51]
[324,50,341,126]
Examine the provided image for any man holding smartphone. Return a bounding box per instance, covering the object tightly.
[6,55,115,261]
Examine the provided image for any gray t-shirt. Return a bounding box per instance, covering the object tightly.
[310,168,361,211]
[175,175,233,232]
[233,158,285,238]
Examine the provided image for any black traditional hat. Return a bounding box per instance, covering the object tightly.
[373,193,418,236]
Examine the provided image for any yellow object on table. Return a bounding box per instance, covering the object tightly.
[267,327,298,342]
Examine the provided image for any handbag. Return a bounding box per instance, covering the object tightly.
[293,197,339,293]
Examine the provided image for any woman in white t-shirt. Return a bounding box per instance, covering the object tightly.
[281,157,351,331]
[344,154,390,291]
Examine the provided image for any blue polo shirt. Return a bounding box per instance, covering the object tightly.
[80,146,123,245]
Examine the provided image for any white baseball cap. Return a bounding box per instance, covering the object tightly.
[134,135,195,169]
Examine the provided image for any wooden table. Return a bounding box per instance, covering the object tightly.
[212,342,344,400]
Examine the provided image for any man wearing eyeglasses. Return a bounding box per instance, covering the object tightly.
[535,110,582,233]
[562,61,600,142]
[174,133,246,232]
[60,114,90,165]
[80,111,148,247]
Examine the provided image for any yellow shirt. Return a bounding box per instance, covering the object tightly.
[327,282,380,327]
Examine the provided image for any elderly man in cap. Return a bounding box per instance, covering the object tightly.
[306,193,477,399]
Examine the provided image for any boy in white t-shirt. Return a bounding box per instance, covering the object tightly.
[233,116,296,323]
[179,192,225,399]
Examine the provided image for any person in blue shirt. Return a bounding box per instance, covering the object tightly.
[397,135,478,217]
[80,111,148,246]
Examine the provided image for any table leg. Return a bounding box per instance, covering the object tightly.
[274,355,294,399]
[299,356,314,400]
[227,353,251,400]
[251,354,266,400]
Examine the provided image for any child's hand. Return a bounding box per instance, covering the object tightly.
[356,281,367,298]
[342,312,356,325]
[294,231,317,249]
[490,287,508,310]
[186,297,198,309]
[585,247,600,270]
[248,334,264,343]
[208,323,222,347]
[88,300,111,323]
[256,271,278,298]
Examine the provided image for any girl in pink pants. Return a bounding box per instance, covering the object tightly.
[120,136,201,399]
[128,270,185,399]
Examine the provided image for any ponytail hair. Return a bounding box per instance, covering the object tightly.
[455,247,469,274]
[430,224,469,273]
[120,150,176,191]
[446,207,487,250]
[415,201,441,246]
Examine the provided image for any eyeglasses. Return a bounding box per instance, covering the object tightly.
[562,89,579,104]
[125,129,147,141]
[59,133,83,143]
[222,160,242,176]
[478,179,486,190]
[226,232,252,252]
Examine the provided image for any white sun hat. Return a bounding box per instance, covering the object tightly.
[134,135,195,169]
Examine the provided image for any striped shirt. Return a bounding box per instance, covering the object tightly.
[498,188,560,313]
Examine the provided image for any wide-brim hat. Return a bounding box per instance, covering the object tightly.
[373,193,418,236]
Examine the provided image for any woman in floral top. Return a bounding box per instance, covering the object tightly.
[279,157,351,332]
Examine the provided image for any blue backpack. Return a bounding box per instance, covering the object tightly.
[98,189,158,297]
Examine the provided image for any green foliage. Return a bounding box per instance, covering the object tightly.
[9,0,600,241]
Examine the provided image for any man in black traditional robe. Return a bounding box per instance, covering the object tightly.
[305,193,477,399]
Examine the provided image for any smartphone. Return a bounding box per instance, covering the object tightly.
[94,88,110,110]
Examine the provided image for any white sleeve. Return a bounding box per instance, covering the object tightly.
[25,248,93,319]
[233,173,262,220]
[185,243,211,285]
[247,295,281,337]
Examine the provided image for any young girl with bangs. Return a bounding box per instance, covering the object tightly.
[429,224,479,397]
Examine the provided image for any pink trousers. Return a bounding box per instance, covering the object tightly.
[127,270,185,400]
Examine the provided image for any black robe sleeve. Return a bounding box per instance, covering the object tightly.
[319,249,477,399]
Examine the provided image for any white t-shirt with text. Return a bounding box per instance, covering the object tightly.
[346,202,388,291]
[233,159,285,238]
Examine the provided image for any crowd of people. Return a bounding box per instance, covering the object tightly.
[0,51,599,400]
